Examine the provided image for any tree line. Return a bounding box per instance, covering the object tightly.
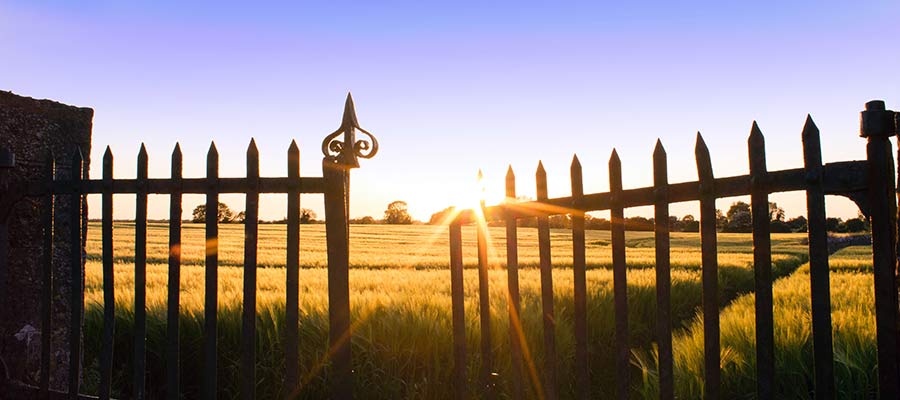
[427,200,870,233]
[190,200,417,225]
[189,199,869,233]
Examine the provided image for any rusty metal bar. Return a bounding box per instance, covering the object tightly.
[476,173,495,398]
[98,148,114,400]
[609,150,629,400]
[505,166,524,400]
[536,162,558,400]
[749,123,774,399]
[284,141,300,398]
[695,134,720,399]
[242,140,260,400]
[202,143,219,400]
[803,116,835,400]
[134,145,148,400]
[475,170,494,398]
[653,141,673,400]
[166,144,182,400]
[449,221,466,400]
[323,161,352,400]
[570,155,589,400]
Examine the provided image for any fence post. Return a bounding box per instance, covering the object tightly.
[861,100,899,399]
[323,161,352,399]
[321,94,378,400]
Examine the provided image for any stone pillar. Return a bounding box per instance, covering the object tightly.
[0,90,92,389]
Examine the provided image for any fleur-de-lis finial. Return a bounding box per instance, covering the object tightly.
[322,93,379,168]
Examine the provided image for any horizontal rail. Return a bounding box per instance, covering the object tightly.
[456,160,867,223]
[26,177,325,195]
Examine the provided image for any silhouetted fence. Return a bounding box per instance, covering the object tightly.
[0,94,375,400]
[448,100,900,399]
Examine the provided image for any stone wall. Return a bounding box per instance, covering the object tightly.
[0,90,92,389]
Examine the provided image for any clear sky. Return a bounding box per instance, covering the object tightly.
[2,1,899,222]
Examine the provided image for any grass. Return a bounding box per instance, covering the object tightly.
[78,222,876,399]
[634,246,879,399]
[85,222,809,270]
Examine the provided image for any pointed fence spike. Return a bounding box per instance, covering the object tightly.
[171,143,182,174]
[103,146,113,179]
[802,115,820,140]
[653,141,667,173]
[172,143,182,160]
[248,140,260,177]
[571,155,583,190]
[342,93,359,126]
[536,161,546,176]
[695,133,713,180]
[695,132,707,149]
[138,144,148,165]
[289,139,300,153]
[749,122,765,150]
[654,139,666,156]
[609,148,621,166]
[505,165,516,198]
[207,142,219,177]
[137,145,148,177]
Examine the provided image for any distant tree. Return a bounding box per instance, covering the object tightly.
[584,215,610,230]
[350,216,377,224]
[384,201,413,224]
[715,209,727,230]
[234,211,246,223]
[825,217,844,232]
[681,214,699,232]
[770,220,792,233]
[842,218,868,233]
[786,216,808,232]
[429,206,457,225]
[624,216,653,231]
[300,208,317,224]
[192,202,235,223]
[549,215,571,229]
[723,201,752,233]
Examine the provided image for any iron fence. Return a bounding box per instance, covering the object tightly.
[448,100,900,399]
[0,94,375,400]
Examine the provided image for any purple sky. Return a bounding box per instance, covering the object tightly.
[2,1,899,221]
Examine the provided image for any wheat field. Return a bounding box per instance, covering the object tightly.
[80,222,876,399]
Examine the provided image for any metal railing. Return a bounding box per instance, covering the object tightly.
[448,101,900,399]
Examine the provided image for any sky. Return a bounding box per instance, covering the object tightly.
[2,1,899,222]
